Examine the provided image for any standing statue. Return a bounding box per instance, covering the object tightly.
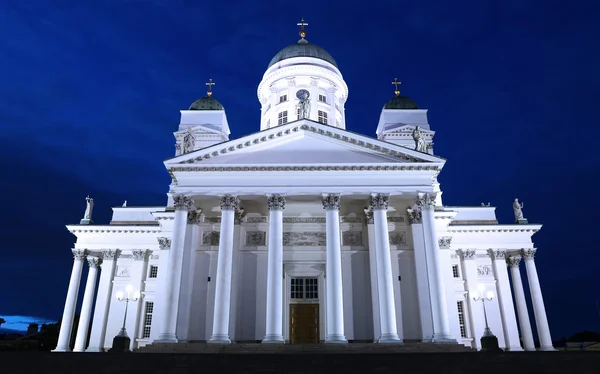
[182,128,195,154]
[296,89,311,120]
[412,126,427,153]
[83,195,94,220]
[513,198,525,222]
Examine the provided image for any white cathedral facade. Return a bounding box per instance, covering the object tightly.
[53,26,554,352]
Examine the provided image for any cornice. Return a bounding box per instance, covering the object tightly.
[447,224,542,234]
[67,225,162,234]
[170,165,439,173]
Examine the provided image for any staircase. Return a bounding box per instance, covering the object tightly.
[137,341,476,354]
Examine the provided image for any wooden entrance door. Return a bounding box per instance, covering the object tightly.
[289,304,319,344]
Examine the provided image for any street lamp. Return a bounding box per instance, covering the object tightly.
[471,284,502,351]
[109,284,140,352]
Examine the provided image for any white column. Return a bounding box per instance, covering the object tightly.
[417,193,454,342]
[208,194,238,343]
[73,257,101,352]
[522,249,555,351]
[489,250,523,351]
[408,209,434,342]
[322,193,347,343]
[370,194,401,343]
[458,250,484,350]
[365,209,381,342]
[125,250,149,349]
[87,250,119,352]
[507,256,535,351]
[156,194,194,342]
[229,208,245,341]
[263,194,285,343]
[54,249,87,352]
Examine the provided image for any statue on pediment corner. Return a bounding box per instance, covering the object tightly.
[412,126,427,153]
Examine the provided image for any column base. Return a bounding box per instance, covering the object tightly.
[432,333,456,343]
[377,333,403,343]
[524,346,536,351]
[539,346,557,351]
[262,334,285,343]
[155,333,178,343]
[52,346,70,352]
[325,334,348,343]
[506,346,524,352]
[208,334,231,344]
[72,347,85,353]
[85,347,103,352]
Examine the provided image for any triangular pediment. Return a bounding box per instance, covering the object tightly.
[174,124,224,136]
[165,120,444,168]
[381,123,435,136]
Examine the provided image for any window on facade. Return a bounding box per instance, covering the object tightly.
[457,301,467,338]
[149,265,158,278]
[318,110,328,124]
[452,265,460,278]
[318,94,327,103]
[291,278,319,299]
[142,302,154,338]
[279,95,287,103]
[278,111,288,125]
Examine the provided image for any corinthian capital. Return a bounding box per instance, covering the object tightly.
[506,256,521,268]
[132,250,149,261]
[157,237,171,250]
[488,249,506,260]
[87,257,102,268]
[219,194,239,211]
[407,208,422,224]
[187,208,203,225]
[321,194,341,211]
[521,249,536,260]
[364,208,374,224]
[416,193,437,210]
[370,193,389,210]
[173,194,195,211]
[457,249,476,261]
[72,249,88,261]
[267,194,286,211]
[102,249,120,260]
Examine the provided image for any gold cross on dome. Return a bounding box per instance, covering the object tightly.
[297,17,308,39]
[206,79,215,96]
[391,78,401,96]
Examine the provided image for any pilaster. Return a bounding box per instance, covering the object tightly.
[458,249,484,350]
[125,250,149,349]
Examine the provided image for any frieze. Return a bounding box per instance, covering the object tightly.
[246,231,266,246]
[438,237,452,249]
[388,216,406,223]
[283,232,326,246]
[477,265,493,277]
[475,254,488,259]
[204,216,221,224]
[202,231,220,246]
[389,232,406,245]
[284,217,326,224]
[342,231,362,246]
[246,216,268,223]
[341,216,364,224]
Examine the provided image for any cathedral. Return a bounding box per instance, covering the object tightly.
[53,22,554,352]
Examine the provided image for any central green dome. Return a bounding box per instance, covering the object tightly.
[189,96,224,111]
[384,95,419,110]
[268,40,338,68]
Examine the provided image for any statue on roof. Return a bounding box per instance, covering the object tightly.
[513,198,526,223]
[83,195,94,220]
[296,89,311,120]
[412,126,427,153]
[182,128,196,154]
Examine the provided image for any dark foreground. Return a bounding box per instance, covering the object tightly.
[2,351,600,374]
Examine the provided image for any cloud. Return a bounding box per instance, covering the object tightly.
[0,315,57,332]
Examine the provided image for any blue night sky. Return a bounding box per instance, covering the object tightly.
[1,1,599,338]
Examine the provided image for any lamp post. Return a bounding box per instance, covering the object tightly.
[109,284,140,352]
[471,284,502,351]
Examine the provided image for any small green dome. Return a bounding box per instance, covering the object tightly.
[268,40,337,68]
[189,96,224,111]
[384,95,419,110]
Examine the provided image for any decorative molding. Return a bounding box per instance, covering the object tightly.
[407,208,422,224]
[341,216,364,224]
[246,231,266,246]
[447,228,540,233]
[488,249,506,260]
[173,194,195,211]
[457,249,476,261]
[521,249,536,260]
[506,256,521,268]
[102,250,120,260]
[388,216,406,223]
[72,249,88,260]
[438,236,452,249]
[202,231,220,246]
[246,216,267,223]
[132,250,150,261]
[283,232,326,246]
[170,165,439,173]
[477,265,493,276]
[204,216,221,224]
[322,194,341,211]
[69,228,162,234]
[87,257,102,268]
[310,77,319,86]
[475,254,488,259]
[370,193,389,210]
[156,216,175,221]
[220,195,239,211]
[416,193,437,210]
[284,217,325,224]
[115,265,130,277]
[286,77,296,87]
[157,237,171,250]
[389,231,406,245]
[364,208,374,225]
[267,194,286,211]
[342,231,362,246]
